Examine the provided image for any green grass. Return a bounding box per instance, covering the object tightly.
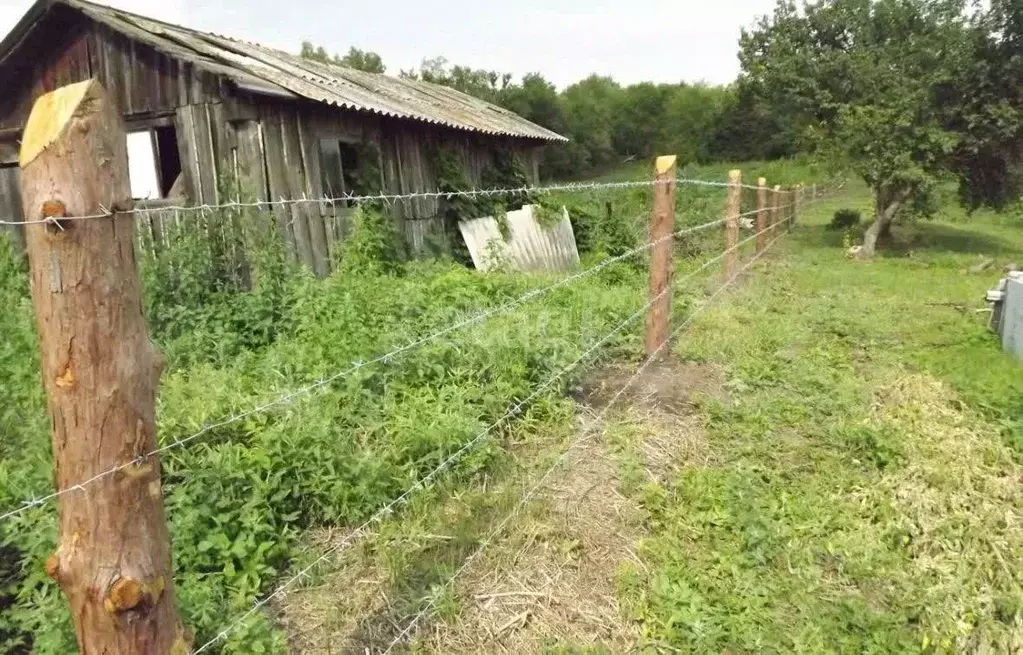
[620,180,1023,652]
[4,161,1019,652]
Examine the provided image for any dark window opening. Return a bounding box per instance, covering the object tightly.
[126,126,182,200]
[318,138,367,202]
[153,126,182,197]
[339,142,360,196]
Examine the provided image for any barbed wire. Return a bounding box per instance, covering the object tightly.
[0,213,736,523]
[0,186,835,523]
[382,224,793,653]
[189,192,832,652]
[0,176,838,226]
[192,261,679,652]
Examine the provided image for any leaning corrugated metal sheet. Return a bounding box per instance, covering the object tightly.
[459,205,580,272]
[59,0,565,142]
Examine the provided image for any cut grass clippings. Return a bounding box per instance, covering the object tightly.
[622,182,1023,652]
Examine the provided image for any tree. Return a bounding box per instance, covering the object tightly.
[340,47,385,74]
[299,41,386,74]
[404,56,511,104]
[614,83,671,160]
[739,0,973,256]
[660,84,732,165]
[559,76,623,172]
[946,0,1023,210]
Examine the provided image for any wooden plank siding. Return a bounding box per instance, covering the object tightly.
[0,166,25,251]
[295,114,331,276]
[257,107,299,263]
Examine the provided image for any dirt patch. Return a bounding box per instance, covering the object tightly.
[421,430,644,653]
[419,359,719,652]
[574,357,728,416]
[274,529,393,653]
[276,357,719,653]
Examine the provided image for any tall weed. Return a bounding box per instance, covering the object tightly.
[0,210,646,651]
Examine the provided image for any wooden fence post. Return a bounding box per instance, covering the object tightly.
[19,80,187,652]
[793,183,802,227]
[771,184,782,238]
[645,155,676,358]
[724,169,741,279]
[756,177,768,254]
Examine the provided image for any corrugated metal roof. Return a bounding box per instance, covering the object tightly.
[2,0,567,142]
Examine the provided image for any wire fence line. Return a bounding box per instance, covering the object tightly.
[0,212,738,523]
[0,188,825,523]
[2,168,836,651]
[382,221,793,654]
[0,175,831,226]
[191,193,826,652]
[192,257,678,653]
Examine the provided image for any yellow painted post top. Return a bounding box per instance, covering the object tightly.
[655,155,677,174]
[758,177,767,187]
[728,169,741,184]
[20,79,97,168]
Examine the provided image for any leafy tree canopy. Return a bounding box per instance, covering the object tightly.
[947,0,1023,210]
[300,41,386,74]
[739,0,1021,255]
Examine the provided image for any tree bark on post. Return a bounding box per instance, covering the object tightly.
[770,184,782,239]
[645,155,676,359]
[19,80,188,653]
[755,177,768,254]
[724,169,741,279]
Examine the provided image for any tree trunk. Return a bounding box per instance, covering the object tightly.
[859,186,910,258]
[19,80,188,653]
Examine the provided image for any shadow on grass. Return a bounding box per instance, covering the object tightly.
[882,222,1020,258]
[792,221,1020,258]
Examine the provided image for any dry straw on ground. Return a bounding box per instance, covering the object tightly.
[276,357,724,653]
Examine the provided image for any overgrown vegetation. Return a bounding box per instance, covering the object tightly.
[0,175,665,651]
[431,146,538,261]
[257,174,1023,653]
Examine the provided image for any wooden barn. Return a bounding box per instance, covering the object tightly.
[0,0,565,275]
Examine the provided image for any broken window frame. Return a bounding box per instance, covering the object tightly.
[125,122,182,201]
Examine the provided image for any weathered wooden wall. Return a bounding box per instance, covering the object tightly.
[0,165,24,251]
[0,6,222,138]
[0,7,546,272]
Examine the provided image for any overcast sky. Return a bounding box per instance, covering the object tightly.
[0,0,776,88]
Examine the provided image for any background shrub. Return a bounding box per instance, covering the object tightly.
[830,208,862,230]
